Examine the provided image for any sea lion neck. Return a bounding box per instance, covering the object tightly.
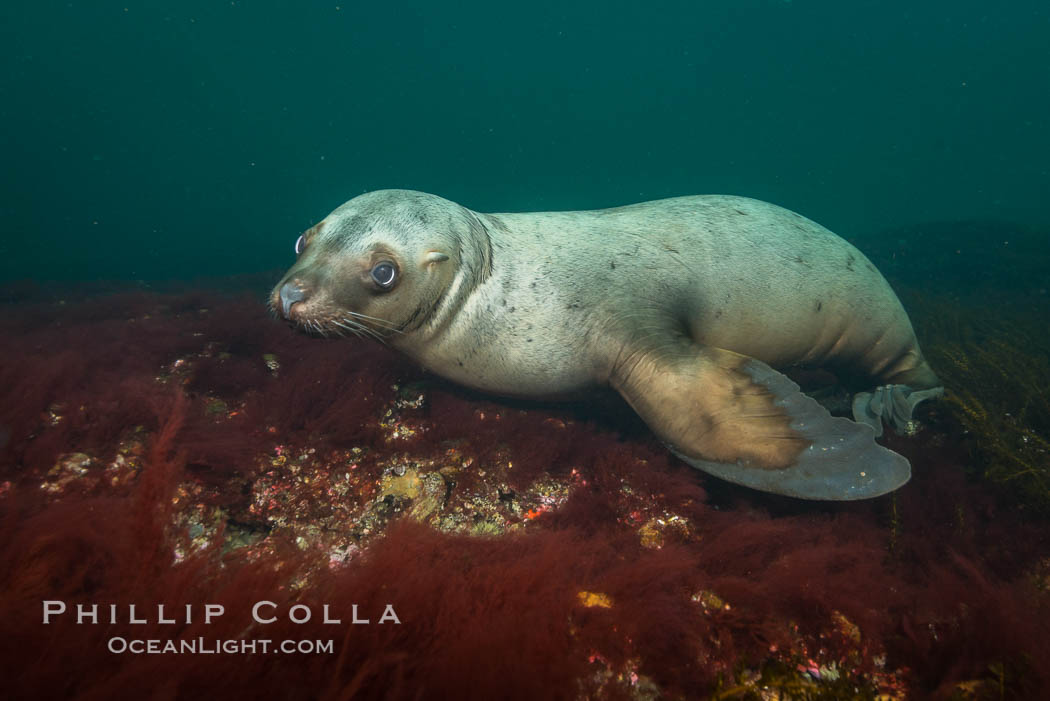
[386,205,495,344]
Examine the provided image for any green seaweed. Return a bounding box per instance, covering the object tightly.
[907,290,1050,514]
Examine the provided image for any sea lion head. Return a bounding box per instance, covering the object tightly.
[271,190,486,341]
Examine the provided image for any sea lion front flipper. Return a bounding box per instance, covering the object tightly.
[610,345,910,500]
[852,385,945,437]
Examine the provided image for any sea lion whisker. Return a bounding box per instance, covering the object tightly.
[341,317,387,344]
[333,318,380,343]
[339,315,378,337]
[330,319,360,337]
[345,310,403,333]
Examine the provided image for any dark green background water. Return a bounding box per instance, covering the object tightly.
[2,1,1047,282]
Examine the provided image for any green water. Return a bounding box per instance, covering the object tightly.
[2,1,1047,282]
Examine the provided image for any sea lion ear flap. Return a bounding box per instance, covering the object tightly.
[423,251,450,266]
[610,345,911,500]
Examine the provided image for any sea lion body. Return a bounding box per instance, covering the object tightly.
[272,190,941,500]
[402,197,934,396]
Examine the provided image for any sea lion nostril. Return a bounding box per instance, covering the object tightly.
[279,282,308,318]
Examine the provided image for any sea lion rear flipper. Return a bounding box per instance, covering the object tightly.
[852,385,944,437]
[610,345,910,500]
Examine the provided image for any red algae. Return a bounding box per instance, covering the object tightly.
[1,286,1048,700]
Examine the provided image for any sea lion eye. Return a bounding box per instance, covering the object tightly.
[294,234,306,256]
[370,261,398,289]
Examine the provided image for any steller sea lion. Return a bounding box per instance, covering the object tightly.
[270,190,942,500]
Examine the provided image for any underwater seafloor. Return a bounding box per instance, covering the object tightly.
[1,220,1048,700]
